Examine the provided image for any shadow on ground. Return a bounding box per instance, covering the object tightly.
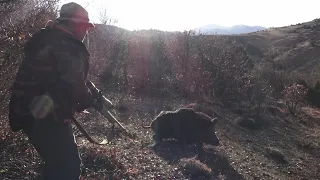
[152,141,244,180]
[152,141,199,164]
[199,148,245,180]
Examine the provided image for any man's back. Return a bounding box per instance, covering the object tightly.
[9,25,90,131]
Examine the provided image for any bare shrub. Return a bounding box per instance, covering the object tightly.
[247,62,278,115]
[265,147,287,164]
[282,83,308,113]
[193,35,253,103]
[256,59,287,99]
[90,28,254,103]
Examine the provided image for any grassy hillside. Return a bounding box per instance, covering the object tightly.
[1,1,320,179]
[235,18,320,85]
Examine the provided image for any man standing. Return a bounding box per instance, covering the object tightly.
[8,2,97,180]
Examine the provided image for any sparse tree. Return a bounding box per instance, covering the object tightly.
[99,6,118,25]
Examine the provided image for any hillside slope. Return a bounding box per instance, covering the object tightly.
[65,94,320,179]
[234,18,320,80]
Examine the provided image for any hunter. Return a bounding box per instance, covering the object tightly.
[8,2,100,180]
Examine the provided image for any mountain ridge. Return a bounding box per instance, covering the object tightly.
[195,24,267,35]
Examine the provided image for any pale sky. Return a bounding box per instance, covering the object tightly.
[59,0,320,31]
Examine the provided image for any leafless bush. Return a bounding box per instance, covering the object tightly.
[88,27,255,105]
[265,147,287,164]
[246,61,279,115]
[0,0,58,71]
[192,35,253,103]
[282,83,308,113]
[256,60,287,99]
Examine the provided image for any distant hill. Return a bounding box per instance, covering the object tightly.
[227,18,320,85]
[195,24,267,35]
[92,19,320,81]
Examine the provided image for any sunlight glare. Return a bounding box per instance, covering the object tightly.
[60,0,320,32]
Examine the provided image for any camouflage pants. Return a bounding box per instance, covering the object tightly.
[23,116,81,180]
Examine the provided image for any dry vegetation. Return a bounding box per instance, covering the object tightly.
[1,0,320,179]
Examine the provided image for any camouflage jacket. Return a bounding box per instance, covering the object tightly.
[9,25,92,131]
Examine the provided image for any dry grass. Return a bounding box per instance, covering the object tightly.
[179,157,212,179]
[1,92,320,179]
[72,94,320,179]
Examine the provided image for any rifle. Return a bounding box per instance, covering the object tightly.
[70,80,129,145]
[85,80,128,132]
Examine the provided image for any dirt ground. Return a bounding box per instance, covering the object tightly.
[73,93,320,180]
[1,92,320,180]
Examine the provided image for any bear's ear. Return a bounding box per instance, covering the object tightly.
[211,118,218,126]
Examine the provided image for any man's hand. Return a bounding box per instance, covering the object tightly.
[84,80,116,112]
[85,80,106,111]
[91,89,104,111]
[74,89,92,112]
[74,87,103,112]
